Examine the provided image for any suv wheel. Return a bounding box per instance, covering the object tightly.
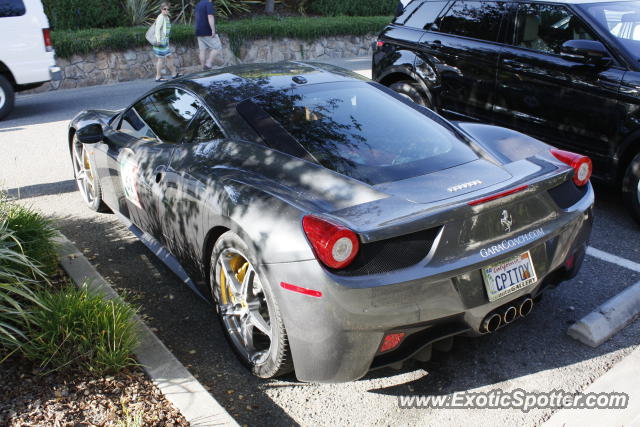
[0,74,15,121]
[389,80,432,109]
[623,152,640,225]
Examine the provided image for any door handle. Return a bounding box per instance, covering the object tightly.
[428,40,442,49]
[502,58,526,70]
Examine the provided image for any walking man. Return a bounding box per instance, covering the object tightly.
[194,0,221,70]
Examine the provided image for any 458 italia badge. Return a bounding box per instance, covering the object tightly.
[120,151,141,209]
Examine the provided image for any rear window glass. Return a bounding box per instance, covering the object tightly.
[395,0,424,24]
[435,1,506,42]
[243,82,477,185]
[405,1,449,29]
[0,0,25,17]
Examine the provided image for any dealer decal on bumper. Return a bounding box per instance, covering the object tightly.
[480,228,545,258]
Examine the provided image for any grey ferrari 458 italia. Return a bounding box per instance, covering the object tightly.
[68,62,593,383]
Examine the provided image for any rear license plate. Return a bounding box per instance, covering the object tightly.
[482,251,537,302]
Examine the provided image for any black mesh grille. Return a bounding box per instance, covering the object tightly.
[331,227,441,276]
[548,180,588,209]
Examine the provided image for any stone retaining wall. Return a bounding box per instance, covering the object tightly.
[32,33,376,93]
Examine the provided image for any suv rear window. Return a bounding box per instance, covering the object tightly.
[241,82,477,185]
[405,1,449,29]
[0,0,25,17]
[435,0,506,42]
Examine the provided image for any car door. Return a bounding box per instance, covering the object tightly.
[416,0,508,122]
[161,106,227,278]
[493,2,625,171]
[95,87,199,240]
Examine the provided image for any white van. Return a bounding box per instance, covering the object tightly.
[0,0,61,120]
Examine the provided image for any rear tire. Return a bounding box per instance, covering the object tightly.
[0,74,15,121]
[389,80,432,109]
[623,152,640,225]
[210,231,293,378]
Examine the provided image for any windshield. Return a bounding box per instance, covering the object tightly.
[241,82,477,185]
[579,1,640,61]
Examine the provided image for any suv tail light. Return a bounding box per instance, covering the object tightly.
[43,28,53,52]
[302,215,359,269]
[550,149,592,187]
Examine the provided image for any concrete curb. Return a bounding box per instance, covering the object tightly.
[567,281,640,347]
[54,235,239,427]
[544,346,640,426]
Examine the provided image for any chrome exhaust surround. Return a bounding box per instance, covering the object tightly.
[482,313,502,333]
[519,298,534,317]
[503,306,518,324]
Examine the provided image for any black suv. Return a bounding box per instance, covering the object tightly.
[373,0,640,222]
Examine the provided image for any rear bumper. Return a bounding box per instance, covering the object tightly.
[50,66,62,81]
[264,187,594,383]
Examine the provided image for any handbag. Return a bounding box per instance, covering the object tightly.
[145,20,158,46]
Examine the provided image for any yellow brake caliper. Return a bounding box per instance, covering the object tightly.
[220,255,249,307]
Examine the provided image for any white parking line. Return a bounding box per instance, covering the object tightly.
[586,246,640,273]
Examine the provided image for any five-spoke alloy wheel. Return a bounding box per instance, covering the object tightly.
[71,135,108,212]
[211,231,292,378]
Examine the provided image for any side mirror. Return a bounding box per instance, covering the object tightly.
[560,40,611,66]
[76,123,103,144]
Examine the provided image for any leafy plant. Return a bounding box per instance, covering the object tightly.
[52,15,391,58]
[123,0,164,26]
[117,397,144,427]
[308,0,397,16]
[0,196,58,278]
[42,0,124,30]
[0,221,48,355]
[21,285,139,375]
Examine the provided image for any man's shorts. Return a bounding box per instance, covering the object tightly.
[198,34,222,50]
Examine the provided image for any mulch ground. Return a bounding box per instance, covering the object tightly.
[0,355,189,426]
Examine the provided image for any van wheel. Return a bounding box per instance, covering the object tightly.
[0,75,15,121]
[623,152,640,225]
[389,80,433,109]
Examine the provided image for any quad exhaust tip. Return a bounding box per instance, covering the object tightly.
[503,306,518,324]
[519,298,534,317]
[482,313,502,333]
[482,298,535,333]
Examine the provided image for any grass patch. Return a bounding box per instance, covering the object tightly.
[21,284,139,375]
[52,15,391,58]
[0,221,48,354]
[0,196,58,278]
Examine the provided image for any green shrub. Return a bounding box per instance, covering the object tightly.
[52,15,391,58]
[22,285,139,374]
[43,0,124,30]
[0,198,58,278]
[308,0,397,16]
[0,222,48,354]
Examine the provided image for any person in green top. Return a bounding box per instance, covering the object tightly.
[153,2,181,82]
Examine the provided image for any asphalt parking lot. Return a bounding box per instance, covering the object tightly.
[1,58,639,426]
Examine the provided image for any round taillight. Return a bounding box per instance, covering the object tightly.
[550,149,592,187]
[302,215,359,269]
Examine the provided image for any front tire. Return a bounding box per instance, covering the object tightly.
[389,80,432,109]
[0,74,15,121]
[623,152,640,225]
[210,231,293,378]
[71,135,109,212]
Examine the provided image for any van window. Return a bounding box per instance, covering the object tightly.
[435,1,506,42]
[0,0,26,17]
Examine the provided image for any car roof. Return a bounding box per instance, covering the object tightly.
[176,61,369,112]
